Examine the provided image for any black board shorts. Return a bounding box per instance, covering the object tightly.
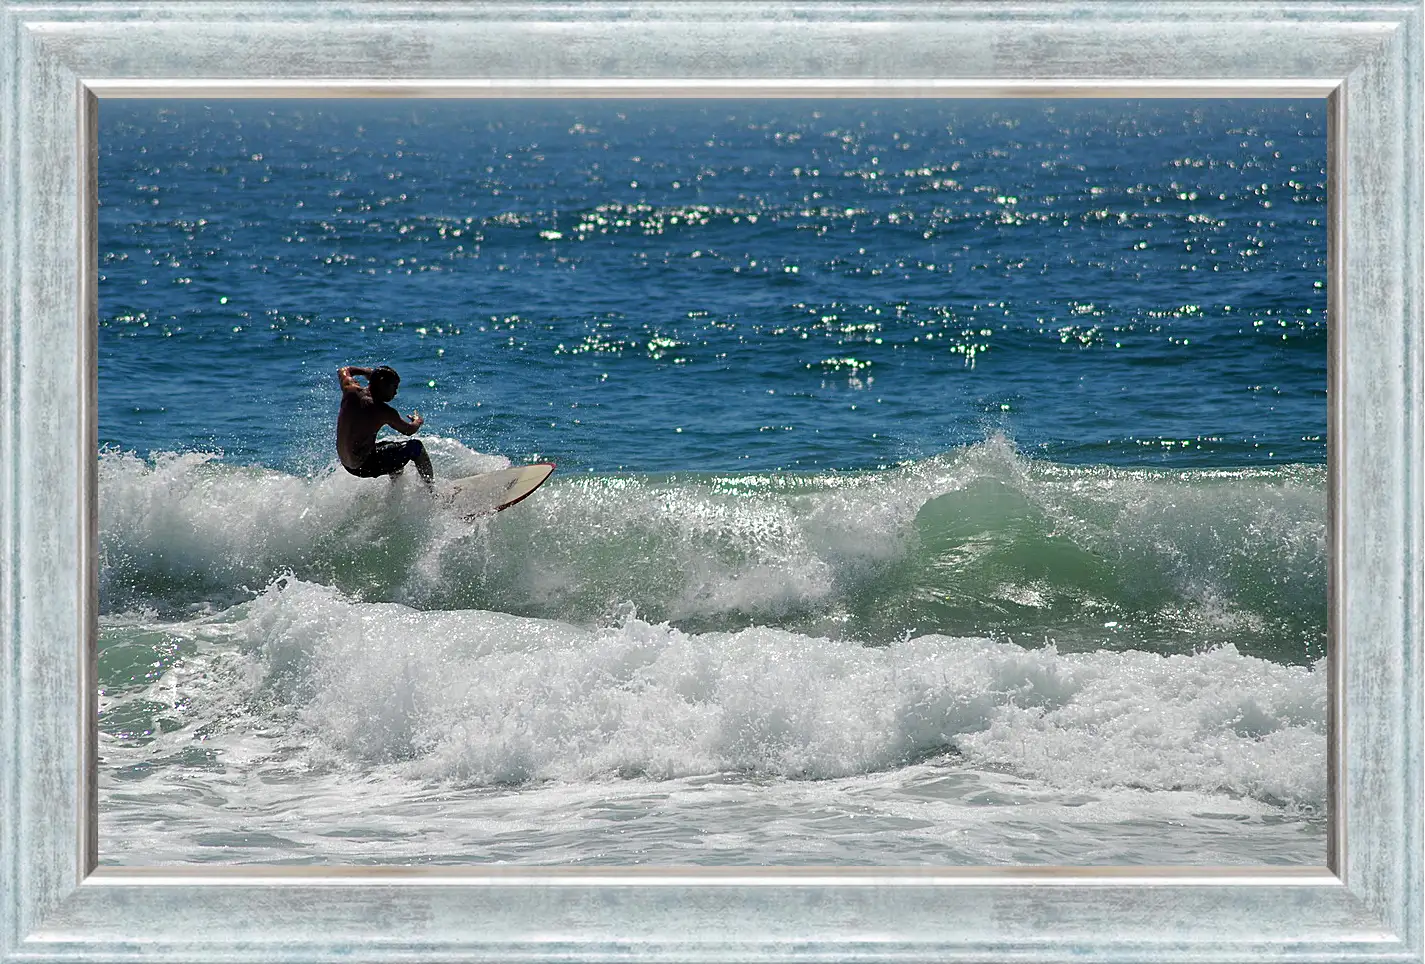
[344,439,425,479]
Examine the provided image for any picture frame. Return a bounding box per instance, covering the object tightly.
[1,1,1419,961]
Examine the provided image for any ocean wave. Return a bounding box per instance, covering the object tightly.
[99,435,1325,659]
[99,576,1327,809]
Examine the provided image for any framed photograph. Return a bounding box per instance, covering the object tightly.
[2,1,1420,961]
[90,93,1331,872]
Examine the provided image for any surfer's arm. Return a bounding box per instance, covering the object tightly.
[384,405,424,435]
[337,366,372,391]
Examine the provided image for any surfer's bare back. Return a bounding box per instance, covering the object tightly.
[336,364,434,487]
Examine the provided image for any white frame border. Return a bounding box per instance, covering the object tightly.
[2,2,1420,961]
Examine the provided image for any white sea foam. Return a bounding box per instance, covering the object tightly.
[99,439,1326,657]
[191,576,1325,808]
[98,440,508,606]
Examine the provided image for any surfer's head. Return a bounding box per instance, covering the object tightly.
[369,365,400,402]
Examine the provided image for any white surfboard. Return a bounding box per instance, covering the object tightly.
[442,462,555,519]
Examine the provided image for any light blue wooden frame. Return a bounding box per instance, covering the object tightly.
[1,1,1420,961]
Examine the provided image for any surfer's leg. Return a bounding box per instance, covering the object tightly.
[354,440,432,488]
[353,441,409,479]
[407,440,434,488]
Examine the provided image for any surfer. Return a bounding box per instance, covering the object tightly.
[336,364,435,489]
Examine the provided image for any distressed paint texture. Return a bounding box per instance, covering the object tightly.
[0,1,1421,961]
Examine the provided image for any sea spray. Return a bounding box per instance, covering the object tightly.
[99,575,1326,811]
[100,437,1325,661]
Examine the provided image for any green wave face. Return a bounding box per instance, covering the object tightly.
[853,464,1325,662]
[99,439,1325,663]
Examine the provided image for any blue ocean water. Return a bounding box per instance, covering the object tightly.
[100,99,1325,471]
[96,99,1327,866]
